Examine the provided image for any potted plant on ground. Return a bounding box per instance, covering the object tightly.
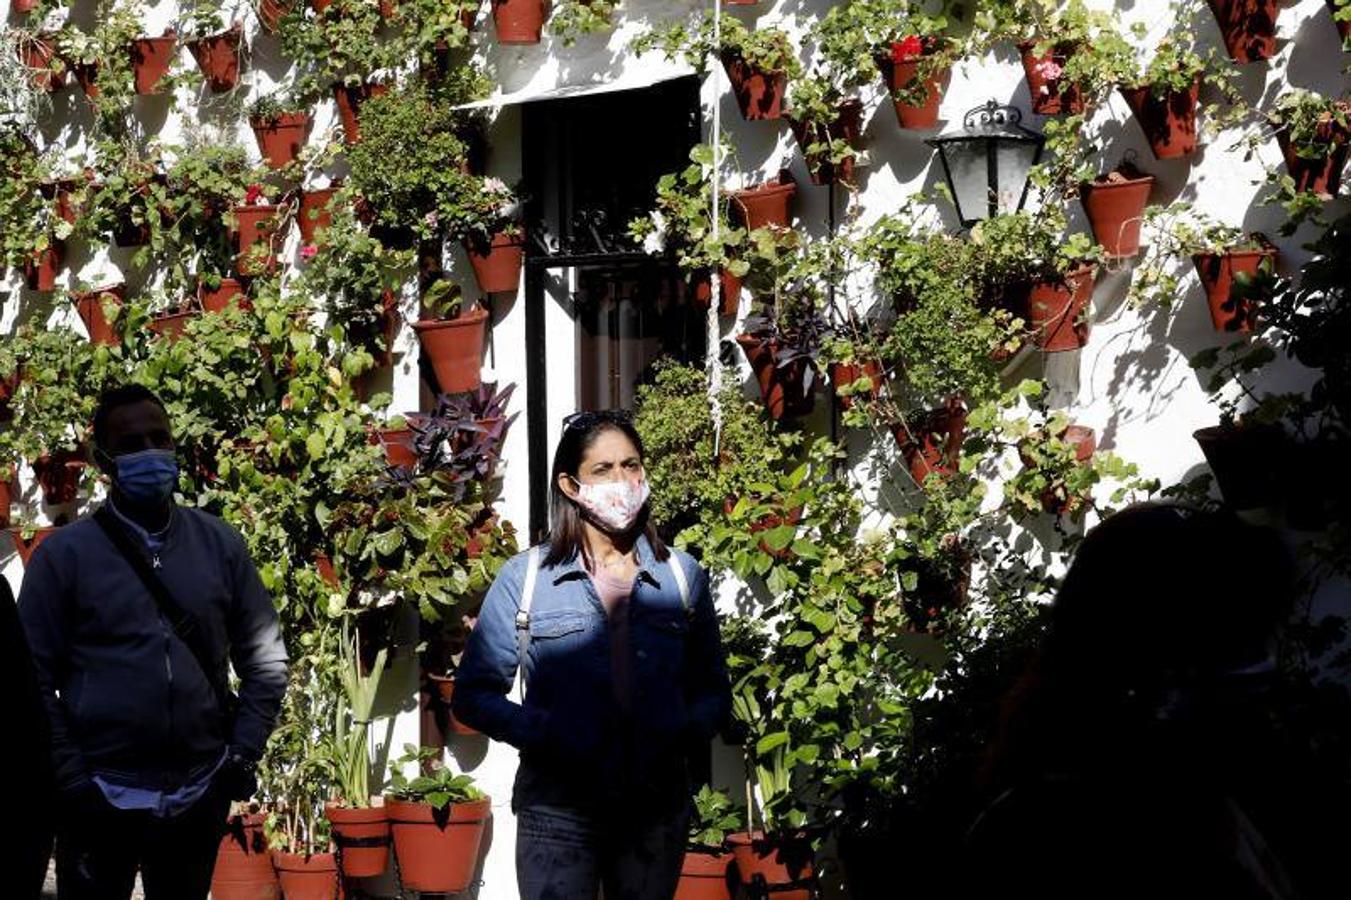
[247,92,311,170]
[632,15,802,121]
[1267,91,1351,199]
[181,3,244,93]
[1079,160,1155,258]
[677,786,743,900]
[211,805,280,899]
[384,744,491,894]
[412,279,490,395]
[785,76,864,186]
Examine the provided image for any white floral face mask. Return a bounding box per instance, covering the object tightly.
[571,477,651,534]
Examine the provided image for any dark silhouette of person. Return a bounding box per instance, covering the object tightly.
[964,503,1309,900]
[454,409,731,900]
[18,384,288,900]
[4,571,55,898]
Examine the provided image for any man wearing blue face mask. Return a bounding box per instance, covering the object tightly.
[17,384,288,900]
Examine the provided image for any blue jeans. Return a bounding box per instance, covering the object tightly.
[516,805,689,900]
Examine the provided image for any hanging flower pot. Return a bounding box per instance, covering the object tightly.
[249,111,310,169]
[297,186,339,245]
[385,796,492,893]
[1020,425,1097,514]
[464,230,524,294]
[211,813,281,900]
[1192,239,1278,333]
[309,0,332,13]
[373,425,418,470]
[72,61,99,98]
[148,307,201,341]
[72,283,126,346]
[11,0,39,14]
[1026,264,1096,351]
[0,474,13,529]
[788,99,864,185]
[1193,421,1284,509]
[1120,80,1201,160]
[425,673,478,737]
[676,847,736,900]
[258,0,295,33]
[269,851,341,900]
[413,306,489,394]
[233,203,283,275]
[326,802,391,880]
[130,31,178,95]
[829,359,883,410]
[1080,166,1155,258]
[33,449,85,505]
[333,81,389,144]
[17,33,65,91]
[199,276,248,313]
[491,0,545,44]
[892,399,966,487]
[736,333,815,420]
[10,526,58,568]
[39,178,83,226]
[720,49,788,121]
[728,833,814,900]
[1018,40,1085,116]
[692,268,743,317]
[729,171,797,232]
[23,242,64,292]
[1206,0,1279,63]
[186,24,242,93]
[1274,116,1350,198]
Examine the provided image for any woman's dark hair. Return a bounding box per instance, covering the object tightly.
[544,411,668,569]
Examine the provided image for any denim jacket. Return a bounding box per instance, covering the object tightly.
[452,536,731,815]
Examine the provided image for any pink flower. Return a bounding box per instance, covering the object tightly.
[891,35,925,64]
[300,244,318,259]
[244,184,265,205]
[1033,59,1063,82]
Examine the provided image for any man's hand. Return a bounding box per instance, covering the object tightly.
[216,752,258,802]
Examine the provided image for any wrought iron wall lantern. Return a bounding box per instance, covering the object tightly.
[926,101,1045,228]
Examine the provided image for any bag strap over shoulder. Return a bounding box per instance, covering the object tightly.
[515,546,542,699]
[668,554,691,616]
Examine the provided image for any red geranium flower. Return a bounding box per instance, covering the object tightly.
[244,183,265,205]
[891,35,925,63]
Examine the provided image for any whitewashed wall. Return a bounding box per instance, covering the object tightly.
[3,0,1349,897]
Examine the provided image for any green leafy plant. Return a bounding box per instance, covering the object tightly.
[812,0,959,92]
[550,0,617,47]
[386,744,484,810]
[689,786,744,849]
[631,14,802,80]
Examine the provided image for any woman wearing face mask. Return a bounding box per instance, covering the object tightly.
[453,409,731,900]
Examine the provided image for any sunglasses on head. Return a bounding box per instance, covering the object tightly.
[561,409,634,433]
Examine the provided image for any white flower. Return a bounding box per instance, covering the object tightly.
[642,228,666,255]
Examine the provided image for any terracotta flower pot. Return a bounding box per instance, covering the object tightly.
[1332,0,1351,41]
[491,0,545,44]
[675,847,736,900]
[464,231,524,294]
[130,34,177,95]
[1080,169,1155,258]
[1194,422,1284,509]
[199,277,248,313]
[882,57,949,129]
[10,527,58,568]
[186,25,242,93]
[1120,80,1200,160]
[727,832,813,900]
[310,0,332,12]
[148,309,200,341]
[298,186,338,245]
[0,477,13,529]
[73,61,100,98]
[736,333,815,420]
[373,426,418,470]
[426,673,479,737]
[23,243,64,292]
[39,178,83,225]
[385,796,492,894]
[233,204,283,275]
[892,402,966,487]
[1018,40,1085,115]
[249,112,310,169]
[33,449,85,505]
[11,0,39,14]
[729,173,797,232]
[1274,121,1349,198]
[692,269,743,317]
[720,49,788,121]
[314,552,339,589]
[269,851,342,900]
[1207,0,1279,63]
[73,283,126,346]
[211,814,280,900]
[258,0,294,33]
[1022,425,1097,513]
[829,360,883,410]
[788,98,864,185]
[1027,265,1096,351]
[325,802,391,879]
[1192,243,1278,333]
[413,306,489,395]
[333,81,389,144]
[17,34,65,91]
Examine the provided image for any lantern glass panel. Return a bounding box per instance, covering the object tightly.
[994,139,1040,217]
[941,139,991,225]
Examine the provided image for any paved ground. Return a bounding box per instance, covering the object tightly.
[42,861,145,898]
